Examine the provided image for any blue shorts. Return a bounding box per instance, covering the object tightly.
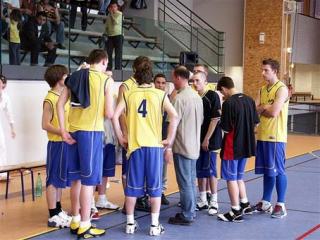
[46,141,69,188]
[196,150,217,178]
[255,141,286,176]
[122,148,127,176]
[103,144,116,177]
[67,131,104,186]
[221,158,247,181]
[126,147,163,197]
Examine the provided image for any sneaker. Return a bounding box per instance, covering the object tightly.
[59,210,72,222]
[70,220,80,234]
[196,199,209,211]
[271,204,287,219]
[208,201,219,216]
[149,224,165,236]
[77,225,106,239]
[161,193,170,205]
[217,208,244,223]
[48,214,70,228]
[96,199,120,210]
[90,208,100,221]
[135,196,150,212]
[126,221,138,234]
[253,201,273,214]
[168,213,192,226]
[240,202,253,215]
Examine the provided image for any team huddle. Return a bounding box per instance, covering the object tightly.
[42,49,289,239]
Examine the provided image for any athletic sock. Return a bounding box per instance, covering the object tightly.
[127,214,134,224]
[262,175,276,202]
[276,174,287,203]
[49,208,59,217]
[200,191,207,202]
[151,212,159,226]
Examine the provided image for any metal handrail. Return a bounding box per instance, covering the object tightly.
[159,9,222,55]
[158,0,224,74]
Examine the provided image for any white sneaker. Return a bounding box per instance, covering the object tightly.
[149,224,165,236]
[196,199,209,211]
[126,221,138,234]
[208,201,219,215]
[59,210,72,223]
[96,199,120,210]
[48,214,70,228]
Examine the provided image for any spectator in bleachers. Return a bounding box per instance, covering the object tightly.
[69,0,88,31]
[20,0,37,21]
[104,0,123,70]
[38,0,66,49]
[20,11,57,66]
[98,0,111,15]
[8,9,22,65]
[4,0,33,19]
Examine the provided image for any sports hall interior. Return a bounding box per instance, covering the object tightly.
[0,0,319,239]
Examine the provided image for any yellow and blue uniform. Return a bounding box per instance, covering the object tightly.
[120,76,137,176]
[255,80,289,176]
[44,90,69,188]
[124,86,166,197]
[68,69,110,186]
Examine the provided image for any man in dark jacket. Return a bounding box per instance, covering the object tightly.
[20,11,57,66]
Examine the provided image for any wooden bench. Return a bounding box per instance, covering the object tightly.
[0,161,46,202]
[291,92,314,102]
[59,8,134,29]
[64,28,157,49]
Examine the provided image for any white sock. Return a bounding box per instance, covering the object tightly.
[127,214,134,224]
[151,212,159,226]
[231,205,240,211]
[72,214,81,222]
[210,193,218,202]
[200,191,207,202]
[98,194,107,202]
[240,197,248,204]
[79,220,91,228]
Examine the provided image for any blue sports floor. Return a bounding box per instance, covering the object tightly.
[30,150,320,240]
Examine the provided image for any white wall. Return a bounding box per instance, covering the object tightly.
[293,64,320,99]
[0,80,122,166]
[0,81,49,166]
[193,0,244,67]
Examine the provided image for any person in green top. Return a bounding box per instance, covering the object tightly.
[104,0,123,70]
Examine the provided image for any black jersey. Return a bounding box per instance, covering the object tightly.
[220,93,259,160]
[200,90,222,151]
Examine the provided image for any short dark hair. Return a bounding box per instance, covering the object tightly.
[262,58,280,73]
[36,11,47,18]
[133,56,153,85]
[10,9,22,22]
[87,49,108,64]
[109,0,119,6]
[44,65,69,88]
[153,73,166,82]
[173,66,189,80]
[194,63,208,73]
[217,76,234,91]
[0,74,7,85]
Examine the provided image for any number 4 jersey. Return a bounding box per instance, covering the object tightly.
[123,86,166,157]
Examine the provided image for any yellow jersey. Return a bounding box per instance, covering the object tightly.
[44,90,69,142]
[9,21,20,43]
[122,76,137,91]
[124,87,166,157]
[257,80,289,143]
[68,69,110,132]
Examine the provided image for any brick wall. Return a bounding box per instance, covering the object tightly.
[243,0,284,98]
